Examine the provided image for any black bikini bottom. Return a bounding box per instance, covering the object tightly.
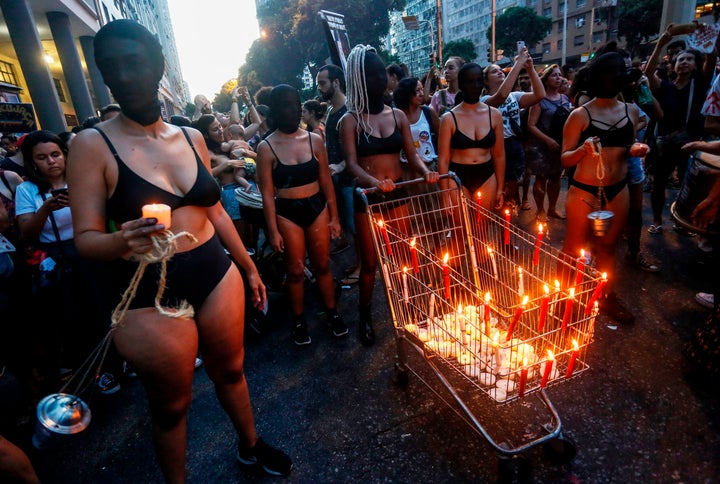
[569,178,628,203]
[276,192,327,228]
[448,161,494,194]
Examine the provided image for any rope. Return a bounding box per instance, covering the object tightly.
[592,139,607,210]
[110,230,198,329]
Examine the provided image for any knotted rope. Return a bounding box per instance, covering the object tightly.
[110,230,198,329]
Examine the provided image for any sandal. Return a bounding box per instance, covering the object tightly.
[647,224,663,235]
[340,275,359,286]
[536,211,548,223]
[547,210,566,220]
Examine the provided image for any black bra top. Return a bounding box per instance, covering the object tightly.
[449,109,496,150]
[97,127,220,225]
[580,104,634,148]
[268,133,320,189]
[355,110,405,157]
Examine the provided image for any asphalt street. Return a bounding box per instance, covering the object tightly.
[4,183,720,483]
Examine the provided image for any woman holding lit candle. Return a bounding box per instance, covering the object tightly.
[67,21,291,479]
[438,63,506,210]
[341,45,438,346]
[257,84,345,345]
[561,52,649,325]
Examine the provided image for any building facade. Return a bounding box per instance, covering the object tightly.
[0,0,187,134]
[389,0,439,77]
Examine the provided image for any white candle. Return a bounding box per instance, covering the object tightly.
[402,267,409,303]
[517,267,524,296]
[488,247,498,280]
[142,203,171,229]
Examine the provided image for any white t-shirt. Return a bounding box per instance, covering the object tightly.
[482,91,523,139]
[401,108,437,164]
[702,74,720,117]
[15,181,74,243]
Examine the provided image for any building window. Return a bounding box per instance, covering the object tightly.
[557,39,564,51]
[575,15,586,28]
[0,60,18,86]
[53,78,66,103]
[543,6,552,16]
[543,43,551,54]
[577,0,586,6]
[592,31,604,43]
[574,34,585,46]
[558,22,564,33]
[559,1,566,13]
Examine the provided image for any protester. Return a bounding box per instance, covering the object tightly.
[340,45,438,346]
[394,76,440,171]
[430,56,464,116]
[67,20,291,479]
[302,99,326,140]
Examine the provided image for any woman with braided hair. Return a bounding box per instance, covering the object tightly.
[67,20,291,480]
[340,45,439,346]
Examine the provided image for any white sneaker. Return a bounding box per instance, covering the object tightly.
[695,292,714,309]
[194,357,203,369]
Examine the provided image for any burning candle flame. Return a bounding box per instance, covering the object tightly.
[547,349,554,360]
[443,252,449,264]
[554,279,561,291]
[377,219,384,228]
[522,356,528,367]
[580,248,585,258]
[410,237,416,248]
[569,287,575,298]
[538,223,543,233]
[521,295,529,306]
[543,284,550,295]
[487,247,493,255]
[505,209,510,216]
[492,331,500,344]
[403,266,407,273]
[601,272,607,281]
[572,339,579,351]
[485,292,490,302]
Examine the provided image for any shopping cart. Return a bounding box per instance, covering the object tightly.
[356,174,604,468]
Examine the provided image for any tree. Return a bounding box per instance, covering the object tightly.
[212,79,238,113]
[443,39,477,63]
[489,6,552,57]
[617,0,663,58]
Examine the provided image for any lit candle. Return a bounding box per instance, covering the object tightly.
[532,223,543,266]
[442,252,450,300]
[142,203,171,229]
[565,339,580,378]
[487,247,498,280]
[588,300,599,337]
[410,238,419,274]
[476,191,483,223]
[518,357,529,398]
[377,219,392,255]
[492,331,502,369]
[483,291,491,332]
[504,209,511,245]
[538,284,550,332]
[575,249,586,287]
[428,292,435,321]
[517,266,524,296]
[541,350,555,388]
[402,266,409,303]
[506,295,529,341]
[586,272,608,314]
[457,304,465,332]
[550,279,561,319]
[561,288,575,332]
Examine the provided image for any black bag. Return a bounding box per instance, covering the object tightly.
[548,101,571,144]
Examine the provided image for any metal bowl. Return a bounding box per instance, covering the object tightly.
[32,393,91,449]
[587,210,614,237]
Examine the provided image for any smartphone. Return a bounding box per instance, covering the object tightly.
[50,188,68,197]
[517,41,526,55]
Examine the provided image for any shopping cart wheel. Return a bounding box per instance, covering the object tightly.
[542,433,576,465]
[392,363,409,387]
[497,454,530,483]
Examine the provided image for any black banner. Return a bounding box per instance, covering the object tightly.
[0,103,37,132]
[318,10,351,71]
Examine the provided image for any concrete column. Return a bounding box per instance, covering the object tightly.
[47,11,95,122]
[79,36,112,108]
[660,0,695,31]
[0,0,66,133]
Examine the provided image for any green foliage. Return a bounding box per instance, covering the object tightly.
[617,0,663,57]
[443,39,477,63]
[212,79,239,113]
[184,102,196,117]
[489,6,552,56]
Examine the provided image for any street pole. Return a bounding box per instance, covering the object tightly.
[436,0,443,64]
[491,0,496,62]
[561,0,567,66]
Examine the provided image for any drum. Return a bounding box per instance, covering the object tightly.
[671,151,720,235]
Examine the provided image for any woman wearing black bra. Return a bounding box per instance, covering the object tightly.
[561,52,649,325]
[67,21,291,480]
[257,85,345,345]
[438,62,506,209]
[340,45,438,346]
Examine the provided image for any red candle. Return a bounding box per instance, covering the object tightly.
[538,284,550,332]
[518,357,529,398]
[504,209,511,245]
[585,272,608,314]
[532,223,544,265]
[410,237,419,274]
[565,339,580,378]
[476,191,483,223]
[483,291,491,333]
[575,249,586,286]
[561,288,575,332]
[377,219,392,255]
[541,350,555,388]
[442,252,450,300]
[506,295,529,341]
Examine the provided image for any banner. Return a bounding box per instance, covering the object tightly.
[318,10,352,71]
[0,103,37,132]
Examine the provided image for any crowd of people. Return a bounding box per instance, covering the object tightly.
[1,17,720,482]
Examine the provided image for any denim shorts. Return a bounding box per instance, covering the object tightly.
[627,156,645,185]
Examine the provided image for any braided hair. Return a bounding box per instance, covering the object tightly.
[345,44,378,138]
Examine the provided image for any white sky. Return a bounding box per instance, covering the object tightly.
[166,0,259,99]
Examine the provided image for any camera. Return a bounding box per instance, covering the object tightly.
[50,188,68,197]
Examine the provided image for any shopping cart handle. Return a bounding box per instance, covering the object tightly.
[360,172,459,195]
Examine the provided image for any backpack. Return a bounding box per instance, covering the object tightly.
[547,98,571,144]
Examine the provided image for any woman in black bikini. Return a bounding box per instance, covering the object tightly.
[561,52,649,325]
[340,45,438,346]
[257,85,345,345]
[438,62,505,209]
[67,20,291,480]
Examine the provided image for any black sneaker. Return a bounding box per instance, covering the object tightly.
[601,293,635,325]
[97,372,121,395]
[237,438,293,476]
[329,311,349,337]
[292,322,311,346]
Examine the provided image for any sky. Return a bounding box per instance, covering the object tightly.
[166,0,260,99]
